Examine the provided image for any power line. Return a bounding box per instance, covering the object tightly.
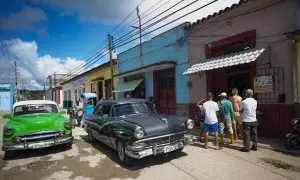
[112,0,168,37]
[67,1,148,77]
[113,0,186,45]
[114,0,219,49]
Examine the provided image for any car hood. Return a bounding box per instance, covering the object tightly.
[121,113,186,137]
[6,113,66,135]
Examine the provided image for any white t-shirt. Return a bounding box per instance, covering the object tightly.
[203,101,219,124]
[242,98,257,122]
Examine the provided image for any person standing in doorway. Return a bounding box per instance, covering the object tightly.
[229,88,243,140]
[218,92,234,145]
[240,89,258,152]
[202,92,220,150]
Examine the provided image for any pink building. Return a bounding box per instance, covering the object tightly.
[184,0,298,137]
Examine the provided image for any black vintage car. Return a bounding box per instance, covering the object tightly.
[82,99,194,165]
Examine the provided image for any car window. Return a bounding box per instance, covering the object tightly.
[93,105,103,116]
[14,104,58,116]
[102,104,111,116]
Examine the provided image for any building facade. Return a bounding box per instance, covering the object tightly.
[61,61,118,108]
[46,73,68,107]
[184,0,297,137]
[0,84,14,112]
[61,75,86,108]
[86,61,118,100]
[116,23,190,116]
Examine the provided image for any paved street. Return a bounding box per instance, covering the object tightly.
[0,117,300,180]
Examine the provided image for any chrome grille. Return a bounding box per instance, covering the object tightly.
[145,133,184,146]
[18,130,61,143]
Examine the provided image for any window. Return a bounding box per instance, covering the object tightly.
[91,83,96,93]
[94,105,103,116]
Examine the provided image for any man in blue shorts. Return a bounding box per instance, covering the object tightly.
[203,92,220,150]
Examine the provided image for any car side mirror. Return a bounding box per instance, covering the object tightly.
[3,114,12,119]
[59,110,66,114]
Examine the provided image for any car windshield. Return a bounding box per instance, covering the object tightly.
[114,102,154,117]
[13,104,58,116]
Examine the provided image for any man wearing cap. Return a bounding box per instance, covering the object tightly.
[218,92,235,145]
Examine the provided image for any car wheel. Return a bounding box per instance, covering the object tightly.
[88,127,96,142]
[117,139,132,166]
[4,151,16,159]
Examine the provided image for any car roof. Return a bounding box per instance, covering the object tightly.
[13,100,58,108]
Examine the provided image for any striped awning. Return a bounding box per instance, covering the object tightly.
[183,48,266,75]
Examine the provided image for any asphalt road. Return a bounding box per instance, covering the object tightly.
[1,118,300,180]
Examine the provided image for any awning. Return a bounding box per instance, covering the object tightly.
[112,79,143,93]
[81,93,97,99]
[183,48,266,75]
[116,61,176,78]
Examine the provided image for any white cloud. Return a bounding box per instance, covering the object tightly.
[0,39,85,89]
[31,0,139,23]
[0,6,47,35]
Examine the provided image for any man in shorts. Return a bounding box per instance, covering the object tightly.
[229,88,243,140]
[203,92,220,150]
[218,92,234,144]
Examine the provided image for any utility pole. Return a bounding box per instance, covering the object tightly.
[108,34,114,95]
[14,61,18,102]
[131,6,143,67]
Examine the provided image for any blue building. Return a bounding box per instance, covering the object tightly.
[114,23,190,116]
[0,84,14,112]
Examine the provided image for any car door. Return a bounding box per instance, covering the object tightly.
[89,104,104,142]
[97,103,113,147]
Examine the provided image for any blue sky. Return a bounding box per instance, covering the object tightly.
[0,0,239,89]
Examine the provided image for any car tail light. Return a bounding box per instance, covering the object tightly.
[4,128,13,136]
[65,121,72,129]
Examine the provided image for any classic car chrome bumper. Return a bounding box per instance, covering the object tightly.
[125,133,193,159]
[2,136,73,151]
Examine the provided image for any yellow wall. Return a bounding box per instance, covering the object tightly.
[86,65,118,99]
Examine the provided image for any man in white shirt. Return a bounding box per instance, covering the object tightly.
[202,92,220,150]
[240,89,258,152]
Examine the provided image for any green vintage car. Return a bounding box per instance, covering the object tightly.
[2,100,73,158]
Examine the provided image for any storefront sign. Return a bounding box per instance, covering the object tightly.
[254,75,273,93]
[72,77,86,87]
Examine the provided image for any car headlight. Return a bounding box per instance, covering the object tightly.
[187,119,194,130]
[14,136,21,143]
[134,126,144,139]
[4,128,14,136]
[64,121,72,129]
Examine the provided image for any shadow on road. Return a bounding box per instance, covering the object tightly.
[1,145,71,161]
[80,135,188,170]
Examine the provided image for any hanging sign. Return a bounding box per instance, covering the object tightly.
[254,75,273,93]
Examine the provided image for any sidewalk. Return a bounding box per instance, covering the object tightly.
[191,127,300,155]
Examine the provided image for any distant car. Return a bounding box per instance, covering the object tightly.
[82,99,194,165]
[2,100,73,158]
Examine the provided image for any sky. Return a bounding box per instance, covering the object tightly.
[0,0,239,89]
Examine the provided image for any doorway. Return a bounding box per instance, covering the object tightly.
[228,73,250,98]
[153,68,176,115]
[98,81,103,99]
